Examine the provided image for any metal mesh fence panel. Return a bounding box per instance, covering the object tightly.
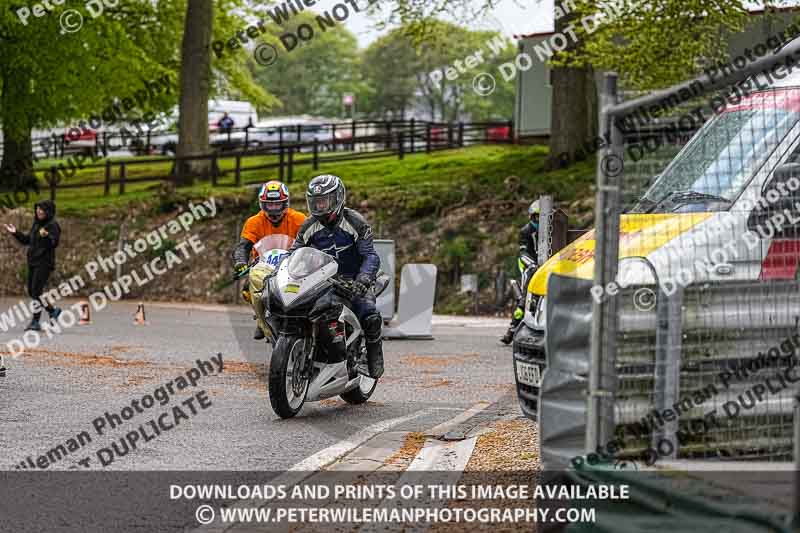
[588,46,800,467]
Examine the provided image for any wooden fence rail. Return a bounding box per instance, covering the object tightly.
[30,120,514,201]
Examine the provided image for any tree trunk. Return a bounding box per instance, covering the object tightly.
[548,8,598,165]
[0,70,36,192]
[549,66,597,158]
[175,0,214,186]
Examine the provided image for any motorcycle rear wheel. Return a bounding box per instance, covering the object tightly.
[269,335,310,419]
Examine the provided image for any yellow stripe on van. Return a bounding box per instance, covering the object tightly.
[528,213,713,295]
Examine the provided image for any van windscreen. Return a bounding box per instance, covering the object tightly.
[635,99,800,213]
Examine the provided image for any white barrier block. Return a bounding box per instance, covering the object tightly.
[374,240,396,321]
[383,264,437,340]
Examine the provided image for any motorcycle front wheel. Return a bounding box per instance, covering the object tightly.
[268,335,310,419]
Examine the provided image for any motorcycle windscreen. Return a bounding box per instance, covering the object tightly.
[287,248,337,278]
[254,234,295,257]
[277,248,339,309]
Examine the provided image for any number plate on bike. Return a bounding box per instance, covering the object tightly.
[516,361,542,387]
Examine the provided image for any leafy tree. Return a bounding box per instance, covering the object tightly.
[0,0,274,189]
[361,30,419,119]
[557,0,756,90]
[361,21,516,121]
[248,11,365,118]
[0,0,183,189]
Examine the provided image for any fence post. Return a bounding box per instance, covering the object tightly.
[332,123,337,151]
[458,122,464,146]
[279,127,284,152]
[386,122,392,150]
[119,162,126,195]
[235,154,242,186]
[410,119,415,153]
[447,123,454,148]
[296,125,301,144]
[104,160,111,196]
[279,148,285,181]
[49,167,57,201]
[102,131,109,157]
[313,139,319,170]
[146,130,151,153]
[287,146,294,184]
[244,128,249,153]
[398,132,405,160]
[586,72,623,454]
[426,123,432,153]
[537,196,554,265]
[351,120,356,151]
[653,284,683,459]
[507,119,513,143]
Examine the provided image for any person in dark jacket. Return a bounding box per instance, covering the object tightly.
[501,200,540,344]
[4,200,63,331]
[287,174,384,378]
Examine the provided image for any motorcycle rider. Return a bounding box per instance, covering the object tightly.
[233,180,306,339]
[501,200,540,345]
[288,174,384,379]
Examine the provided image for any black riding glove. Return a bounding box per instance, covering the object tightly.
[233,262,248,279]
[352,273,372,297]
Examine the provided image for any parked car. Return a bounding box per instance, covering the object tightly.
[61,127,97,156]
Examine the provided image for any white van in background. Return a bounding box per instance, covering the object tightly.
[209,100,258,130]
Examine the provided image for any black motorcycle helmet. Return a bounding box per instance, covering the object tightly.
[306,174,346,226]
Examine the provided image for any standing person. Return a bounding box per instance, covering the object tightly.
[3,200,63,332]
[287,174,384,379]
[218,112,235,134]
[501,200,540,345]
[233,180,306,339]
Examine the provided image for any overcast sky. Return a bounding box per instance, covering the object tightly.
[298,0,547,47]
[297,0,793,48]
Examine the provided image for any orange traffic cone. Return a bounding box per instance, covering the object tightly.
[133,302,146,325]
[78,300,91,325]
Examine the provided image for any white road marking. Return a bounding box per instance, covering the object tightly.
[287,410,430,472]
[425,400,492,436]
[406,436,478,472]
[190,410,431,533]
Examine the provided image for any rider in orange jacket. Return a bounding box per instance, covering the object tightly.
[233,180,306,338]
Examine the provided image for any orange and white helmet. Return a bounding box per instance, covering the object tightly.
[258,180,290,224]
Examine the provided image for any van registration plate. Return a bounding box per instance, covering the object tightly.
[516,361,542,387]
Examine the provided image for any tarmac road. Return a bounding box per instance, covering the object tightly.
[0,298,518,472]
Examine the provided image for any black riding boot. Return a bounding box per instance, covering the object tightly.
[362,314,384,379]
[501,302,525,345]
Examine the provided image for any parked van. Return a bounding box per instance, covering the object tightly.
[513,68,800,420]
